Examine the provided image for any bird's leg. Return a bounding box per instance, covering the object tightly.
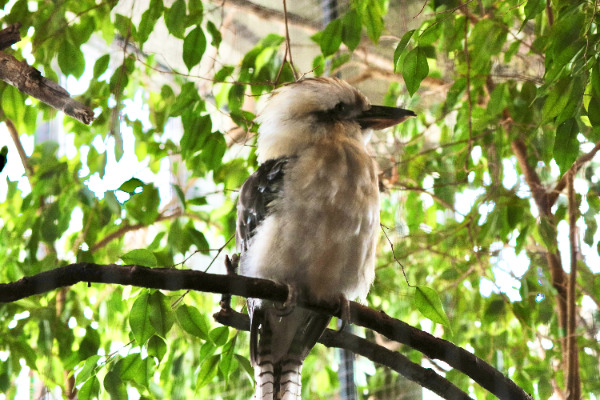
[275,284,297,316]
[336,294,352,333]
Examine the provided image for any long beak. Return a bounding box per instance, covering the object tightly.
[357,105,416,130]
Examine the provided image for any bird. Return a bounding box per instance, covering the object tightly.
[236,77,415,400]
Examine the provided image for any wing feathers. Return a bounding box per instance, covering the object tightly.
[236,157,290,253]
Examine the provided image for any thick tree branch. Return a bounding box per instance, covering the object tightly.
[0,25,94,125]
[0,263,533,400]
[0,23,22,50]
[214,308,472,400]
[511,138,568,333]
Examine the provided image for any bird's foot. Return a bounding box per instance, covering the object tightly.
[336,294,352,333]
[276,284,297,316]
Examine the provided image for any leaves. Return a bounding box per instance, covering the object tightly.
[553,118,579,174]
[183,25,206,70]
[402,47,429,96]
[176,305,210,339]
[121,249,157,267]
[2,0,600,398]
[317,19,343,57]
[413,286,451,328]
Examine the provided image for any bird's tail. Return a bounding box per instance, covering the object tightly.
[253,318,303,399]
[249,301,331,400]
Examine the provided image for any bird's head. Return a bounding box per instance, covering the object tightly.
[255,77,415,162]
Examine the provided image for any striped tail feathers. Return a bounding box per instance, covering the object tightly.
[248,300,331,399]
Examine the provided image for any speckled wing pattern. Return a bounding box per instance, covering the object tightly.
[236,157,289,254]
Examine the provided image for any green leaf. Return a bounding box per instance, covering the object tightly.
[196,354,220,388]
[393,29,415,73]
[235,354,254,383]
[129,291,154,345]
[57,40,85,78]
[176,305,210,339]
[592,62,600,99]
[148,291,175,337]
[542,78,571,123]
[209,326,229,346]
[228,84,246,112]
[147,335,167,362]
[121,248,157,267]
[114,14,136,39]
[524,0,545,21]
[219,336,236,382]
[165,0,187,38]
[78,376,101,400]
[342,10,361,50]
[1,85,25,123]
[413,286,451,328]
[402,47,429,96]
[183,25,206,70]
[361,0,384,43]
[117,353,144,384]
[206,20,222,47]
[553,118,579,174]
[118,178,144,194]
[588,95,600,127]
[103,370,127,399]
[180,114,212,159]
[93,54,110,79]
[76,355,102,386]
[125,184,160,225]
[197,132,226,171]
[318,19,342,57]
[138,0,163,45]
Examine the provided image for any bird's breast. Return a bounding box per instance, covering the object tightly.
[244,140,379,302]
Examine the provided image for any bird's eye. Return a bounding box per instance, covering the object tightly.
[334,102,347,114]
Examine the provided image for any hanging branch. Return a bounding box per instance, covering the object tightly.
[0,262,533,400]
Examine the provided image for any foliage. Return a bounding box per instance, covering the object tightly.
[0,0,599,399]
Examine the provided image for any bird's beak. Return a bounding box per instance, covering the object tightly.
[357,106,416,130]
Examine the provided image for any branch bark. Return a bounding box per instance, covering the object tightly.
[0,23,22,50]
[511,139,568,332]
[565,171,581,399]
[0,263,533,400]
[0,25,95,125]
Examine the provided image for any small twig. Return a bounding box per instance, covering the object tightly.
[202,233,235,273]
[90,210,183,253]
[463,2,473,174]
[3,117,34,178]
[380,224,412,287]
[277,0,299,83]
[545,0,554,27]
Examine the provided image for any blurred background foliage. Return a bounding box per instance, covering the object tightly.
[0,0,599,398]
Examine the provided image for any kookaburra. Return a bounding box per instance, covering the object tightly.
[236,77,415,400]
